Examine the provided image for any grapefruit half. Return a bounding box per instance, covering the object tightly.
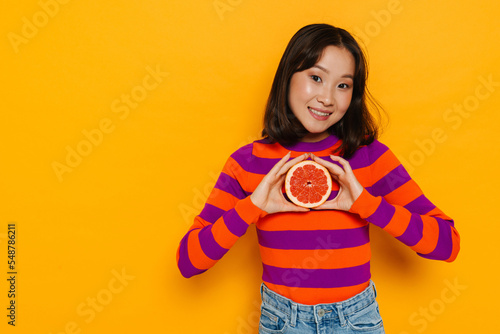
[285,160,332,208]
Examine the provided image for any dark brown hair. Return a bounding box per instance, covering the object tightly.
[261,23,382,158]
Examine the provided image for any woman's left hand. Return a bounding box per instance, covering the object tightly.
[311,154,364,211]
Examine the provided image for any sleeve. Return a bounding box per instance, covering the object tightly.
[176,152,267,278]
[349,143,460,262]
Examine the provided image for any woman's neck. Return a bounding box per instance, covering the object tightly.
[300,131,329,143]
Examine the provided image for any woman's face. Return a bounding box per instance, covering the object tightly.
[288,45,355,142]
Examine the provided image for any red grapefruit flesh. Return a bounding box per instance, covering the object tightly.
[285,160,332,208]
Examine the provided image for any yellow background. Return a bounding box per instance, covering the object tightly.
[1,0,499,333]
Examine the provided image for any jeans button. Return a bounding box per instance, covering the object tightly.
[318,309,325,317]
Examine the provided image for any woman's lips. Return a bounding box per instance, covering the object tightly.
[308,107,332,120]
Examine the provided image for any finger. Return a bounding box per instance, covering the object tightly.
[329,155,354,174]
[267,151,292,176]
[311,154,344,176]
[313,201,337,210]
[284,203,311,213]
[329,155,363,199]
[276,152,309,177]
[313,188,341,210]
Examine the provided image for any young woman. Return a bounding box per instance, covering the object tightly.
[177,23,460,333]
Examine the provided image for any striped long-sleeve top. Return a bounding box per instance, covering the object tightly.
[176,135,460,305]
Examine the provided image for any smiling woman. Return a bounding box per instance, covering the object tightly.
[262,24,380,159]
[287,45,355,142]
[176,23,459,334]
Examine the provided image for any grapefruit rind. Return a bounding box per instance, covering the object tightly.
[284,160,332,208]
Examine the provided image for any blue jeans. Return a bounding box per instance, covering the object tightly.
[259,281,385,333]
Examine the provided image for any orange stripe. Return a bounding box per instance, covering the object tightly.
[211,218,238,250]
[223,157,265,193]
[207,188,239,211]
[187,230,216,270]
[257,210,368,231]
[352,165,372,187]
[350,189,381,219]
[244,172,265,193]
[235,197,265,223]
[253,142,289,159]
[411,216,439,254]
[382,205,411,237]
[384,179,422,206]
[370,150,402,183]
[263,281,370,305]
[259,243,371,269]
[223,157,245,179]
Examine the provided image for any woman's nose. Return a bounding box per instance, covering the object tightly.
[317,88,334,106]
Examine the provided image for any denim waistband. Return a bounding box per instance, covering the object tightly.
[260,281,378,324]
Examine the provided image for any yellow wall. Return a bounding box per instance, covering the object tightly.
[1,0,499,333]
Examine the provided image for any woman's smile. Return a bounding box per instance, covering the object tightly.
[307,106,332,120]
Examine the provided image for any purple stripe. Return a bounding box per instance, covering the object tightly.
[368,165,411,196]
[232,136,383,176]
[281,134,340,152]
[232,154,278,175]
[366,198,396,229]
[257,226,369,250]
[262,262,371,288]
[199,203,226,224]
[404,195,436,215]
[177,231,207,278]
[214,173,247,200]
[396,214,423,246]
[418,217,453,260]
[231,143,275,175]
[249,138,388,173]
[199,227,228,261]
[224,208,250,237]
[233,153,341,177]
[348,141,388,170]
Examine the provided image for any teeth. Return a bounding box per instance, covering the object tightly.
[308,107,330,117]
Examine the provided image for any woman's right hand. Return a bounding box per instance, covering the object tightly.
[250,152,310,214]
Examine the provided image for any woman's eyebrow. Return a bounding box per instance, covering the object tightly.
[313,64,329,73]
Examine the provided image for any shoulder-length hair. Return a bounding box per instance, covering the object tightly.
[261,23,382,158]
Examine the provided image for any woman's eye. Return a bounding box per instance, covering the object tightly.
[338,83,349,89]
[311,75,321,83]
